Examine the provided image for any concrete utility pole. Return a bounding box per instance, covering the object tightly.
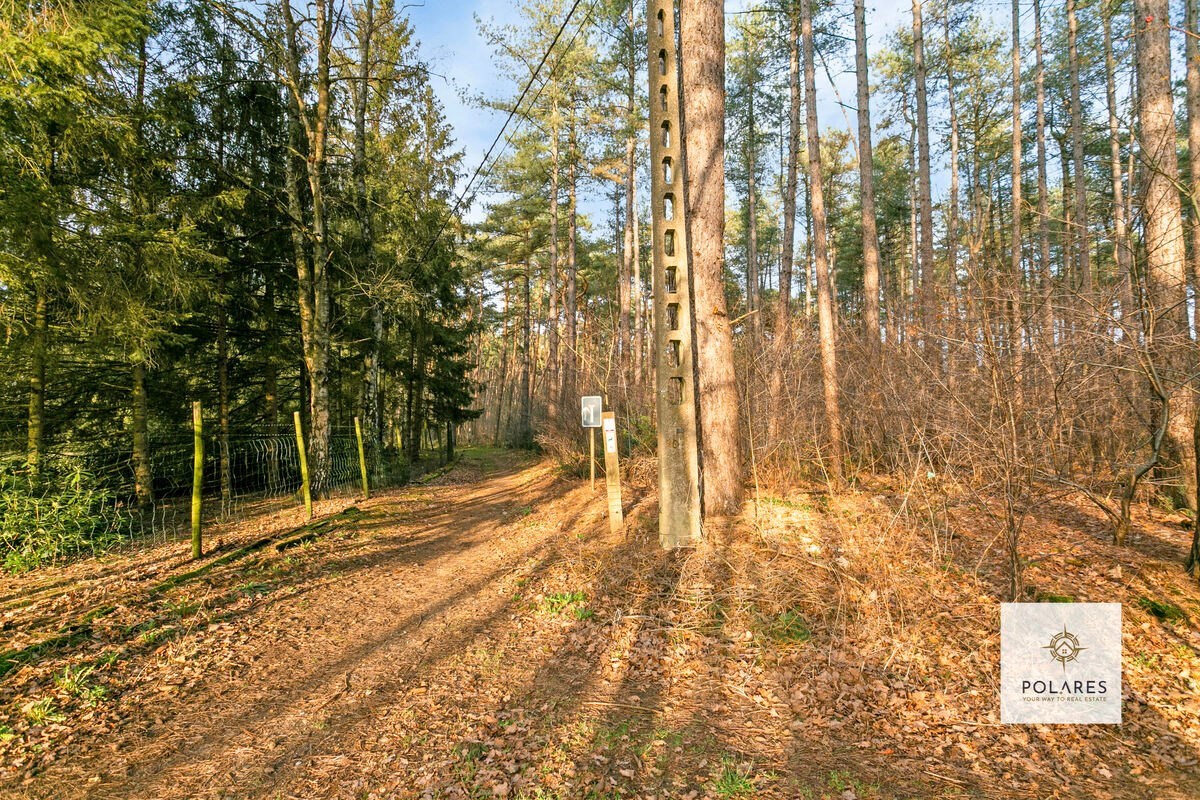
[648,0,702,548]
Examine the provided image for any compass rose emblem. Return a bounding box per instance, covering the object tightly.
[1044,626,1086,671]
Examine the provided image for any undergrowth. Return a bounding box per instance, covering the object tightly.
[0,465,131,572]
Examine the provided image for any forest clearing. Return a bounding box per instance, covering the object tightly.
[8,0,1200,796]
[0,448,1196,799]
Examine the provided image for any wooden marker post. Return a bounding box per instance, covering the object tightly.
[648,0,702,548]
[293,411,313,519]
[601,412,623,533]
[190,401,203,559]
[354,416,370,499]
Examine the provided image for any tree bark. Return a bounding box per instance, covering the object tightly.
[913,0,935,334]
[26,291,47,479]
[1186,0,1200,340]
[768,3,801,443]
[680,0,743,514]
[566,107,579,403]
[803,0,844,482]
[1136,0,1196,508]
[1009,0,1024,365]
[854,0,881,341]
[131,361,153,506]
[1105,0,1134,320]
[1034,0,1054,344]
[548,100,561,421]
[1067,0,1091,294]
[745,29,760,345]
[941,5,958,315]
[281,0,334,497]
[217,270,231,507]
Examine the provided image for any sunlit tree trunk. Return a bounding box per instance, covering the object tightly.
[1009,0,1024,365]
[281,0,333,496]
[1185,0,1200,339]
[26,292,47,479]
[913,0,935,336]
[548,100,561,420]
[681,0,744,514]
[1067,0,1091,294]
[856,0,881,353]
[1135,0,1196,508]
[769,2,800,443]
[131,362,153,506]
[941,5,958,314]
[565,106,579,403]
[1104,0,1133,320]
[1034,0,1054,344]
[803,0,844,482]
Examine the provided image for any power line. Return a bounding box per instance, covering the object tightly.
[412,0,595,267]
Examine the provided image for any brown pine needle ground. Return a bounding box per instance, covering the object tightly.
[0,448,1197,799]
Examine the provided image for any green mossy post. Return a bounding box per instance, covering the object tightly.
[355,415,370,500]
[294,410,313,519]
[191,401,203,559]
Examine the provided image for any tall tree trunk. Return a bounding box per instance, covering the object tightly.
[566,108,579,403]
[1136,0,1196,508]
[620,0,637,386]
[548,101,561,421]
[520,257,534,446]
[632,168,645,385]
[855,0,880,348]
[942,5,959,313]
[745,31,760,345]
[131,362,153,506]
[681,0,744,514]
[1104,3,1132,321]
[620,136,634,382]
[1105,0,1134,320]
[1035,0,1054,344]
[217,270,232,507]
[1067,0,1092,294]
[493,279,511,447]
[353,0,384,472]
[406,319,427,463]
[26,291,47,479]
[769,2,801,443]
[281,0,334,497]
[1186,0,1200,339]
[913,0,935,335]
[803,0,845,482]
[1009,0,1024,365]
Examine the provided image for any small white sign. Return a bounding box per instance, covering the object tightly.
[581,395,602,428]
[1000,602,1121,724]
[603,416,617,453]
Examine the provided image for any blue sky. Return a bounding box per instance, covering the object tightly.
[403,1,955,222]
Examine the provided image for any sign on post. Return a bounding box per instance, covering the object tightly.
[581,396,603,428]
[582,395,602,491]
[601,412,623,533]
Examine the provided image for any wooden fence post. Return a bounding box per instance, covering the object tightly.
[191,401,203,559]
[355,415,370,500]
[294,411,313,519]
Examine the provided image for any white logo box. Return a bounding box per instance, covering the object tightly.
[1000,602,1122,724]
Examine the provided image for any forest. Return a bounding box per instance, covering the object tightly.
[2,0,1200,797]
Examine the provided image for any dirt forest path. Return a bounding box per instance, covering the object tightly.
[22,449,639,798]
[5,448,1200,799]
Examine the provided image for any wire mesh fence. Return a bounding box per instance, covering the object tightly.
[0,418,450,571]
